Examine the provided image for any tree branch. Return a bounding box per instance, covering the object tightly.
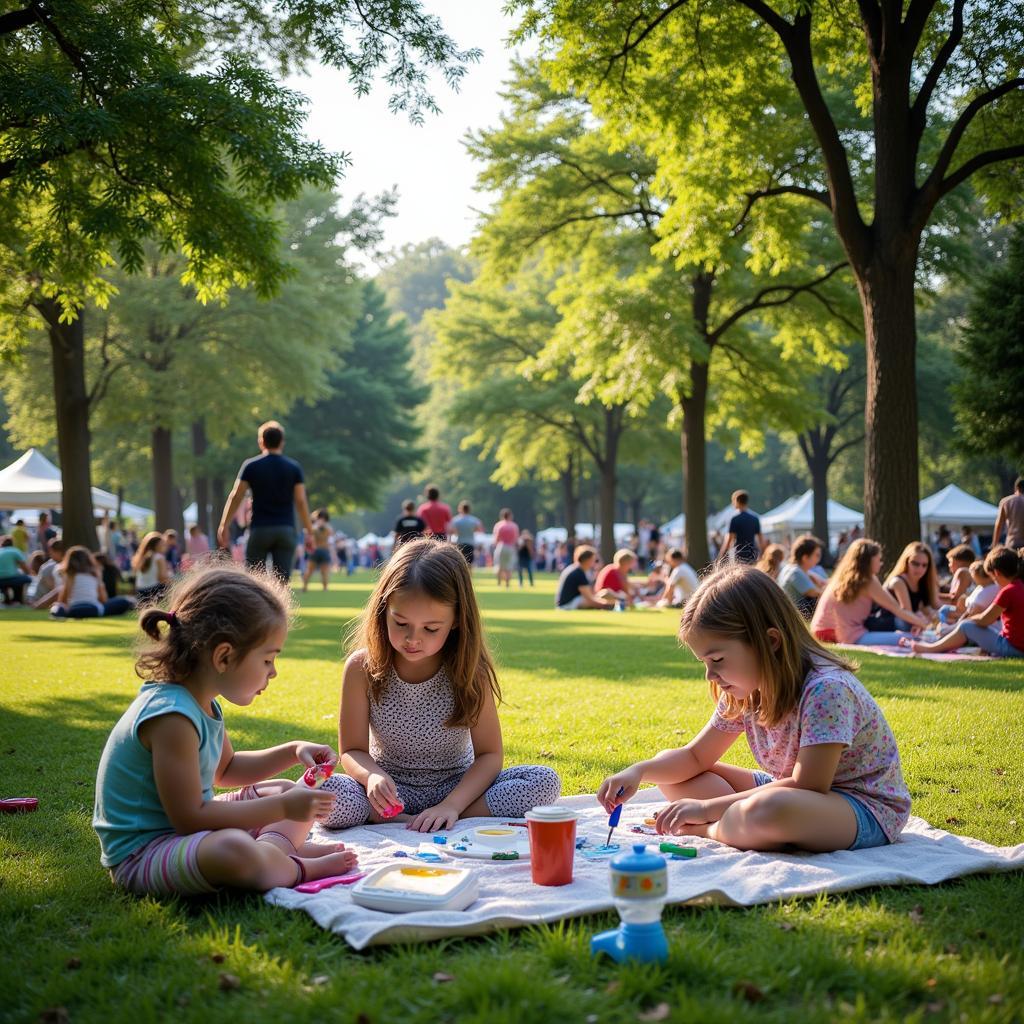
[731,184,832,235]
[927,78,1024,192]
[910,0,964,133]
[0,7,36,34]
[938,142,1024,201]
[600,1,690,83]
[709,261,849,341]
[736,5,871,266]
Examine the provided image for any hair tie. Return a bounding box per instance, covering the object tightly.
[167,611,177,626]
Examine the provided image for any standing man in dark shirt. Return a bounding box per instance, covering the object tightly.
[392,500,426,546]
[217,420,312,582]
[717,489,766,564]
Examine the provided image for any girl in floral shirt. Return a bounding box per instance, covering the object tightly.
[598,565,910,852]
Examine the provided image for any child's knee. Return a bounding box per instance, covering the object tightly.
[319,774,371,829]
[734,789,798,835]
[198,829,263,885]
[532,766,561,805]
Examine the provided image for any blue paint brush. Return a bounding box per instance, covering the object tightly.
[605,787,625,847]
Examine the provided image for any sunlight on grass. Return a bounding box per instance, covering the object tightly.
[2,571,1022,1022]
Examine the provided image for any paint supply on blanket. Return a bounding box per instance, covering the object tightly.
[591,844,669,964]
[351,863,479,913]
[526,805,578,886]
[605,787,625,847]
[659,842,697,858]
[379,800,405,819]
[582,844,620,860]
[448,828,531,861]
[301,762,334,789]
[294,871,367,893]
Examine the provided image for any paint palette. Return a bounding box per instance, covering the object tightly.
[447,826,531,861]
[351,863,479,913]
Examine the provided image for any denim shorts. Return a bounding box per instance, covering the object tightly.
[751,770,889,850]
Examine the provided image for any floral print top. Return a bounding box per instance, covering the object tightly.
[709,665,911,841]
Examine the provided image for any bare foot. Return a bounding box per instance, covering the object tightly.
[297,841,347,858]
[298,849,359,882]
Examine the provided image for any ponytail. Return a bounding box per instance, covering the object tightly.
[138,607,176,641]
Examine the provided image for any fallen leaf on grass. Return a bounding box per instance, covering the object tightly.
[38,1010,69,1024]
[604,980,621,994]
[432,972,455,984]
[945,816,964,826]
[217,973,241,991]
[991,768,1005,776]
[924,1000,945,1014]
[310,974,330,987]
[637,1003,671,1021]
[538,750,555,758]
[210,952,226,963]
[733,981,766,1003]
[65,957,81,970]
[778,922,796,932]
[908,905,925,924]
[925,978,937,988]
[988,994,1005,1005]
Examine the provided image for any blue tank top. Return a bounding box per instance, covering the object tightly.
[93,683,224,867]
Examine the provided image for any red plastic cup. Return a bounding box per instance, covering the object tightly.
[525,805,578,886]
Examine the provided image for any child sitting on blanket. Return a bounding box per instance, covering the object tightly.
[598,565,910,852]
[902,546,1024,659]
[94,561,355,897]
[321,537,560,832]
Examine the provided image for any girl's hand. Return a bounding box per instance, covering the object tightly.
[407,802,459,833]
[366,772,400,816]
[293,741,337,769]
[597,765,643,813]
[655,799,710,836]
[282,785,337,822]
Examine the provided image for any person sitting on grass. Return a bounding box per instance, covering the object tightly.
[320,538,560,831]
[883,542,940,631]
[658,547,699,608]
[554,545,618,610]
[936,544,975,624]
[132,531,172,604]
[50,546,136,618]
[598,566,910,852]
[26,538,66,609]
[811,539,929,646]
[93,561,356,896]
[902,546,1024,659]
[0,536,33,605]
[777,535,825,618]
[755,543,786,581]
[595,548,639,605]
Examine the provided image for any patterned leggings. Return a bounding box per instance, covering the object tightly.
[320,764,561,830]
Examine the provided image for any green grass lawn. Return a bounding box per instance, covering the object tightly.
[2,574,1022,1024]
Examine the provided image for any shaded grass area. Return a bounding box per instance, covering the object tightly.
[1,575,1022,1024]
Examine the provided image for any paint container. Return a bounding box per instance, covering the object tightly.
[524,805,578,886]
[590,844,669,963]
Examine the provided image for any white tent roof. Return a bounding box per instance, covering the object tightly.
[919,484,998,529]
[0,448,118,512]
[536,522,635,546]
[660,513,685,536]
[760,490,863,534]
[119,501,155,524]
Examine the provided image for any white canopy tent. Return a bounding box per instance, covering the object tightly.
[660,513,685,538]
[760,489,863,538]
[535,523,635,548]
[0,448,119,513]
[919,484,998,533]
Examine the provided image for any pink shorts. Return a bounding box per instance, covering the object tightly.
[110,785,267,896]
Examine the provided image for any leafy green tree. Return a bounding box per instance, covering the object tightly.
[513,0,1022,561]
[952,228,1024,470]
[0,0,477,544]
[467,62,857,565]
[286,279,428,511]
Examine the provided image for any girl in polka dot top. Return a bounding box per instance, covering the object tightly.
[598,565,910,852]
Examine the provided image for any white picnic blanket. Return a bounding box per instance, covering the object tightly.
[265,791,1024,950]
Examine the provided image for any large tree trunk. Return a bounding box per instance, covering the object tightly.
[36,300,98,549]
[597,409,621,564]
[191,419,210,537]
[809,456,830,553]
[857,253,921,570]
[680,360,710,569]
[152,426,175,530]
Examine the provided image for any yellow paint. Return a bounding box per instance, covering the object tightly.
[398,867,448,877]
[477,828,516,836]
